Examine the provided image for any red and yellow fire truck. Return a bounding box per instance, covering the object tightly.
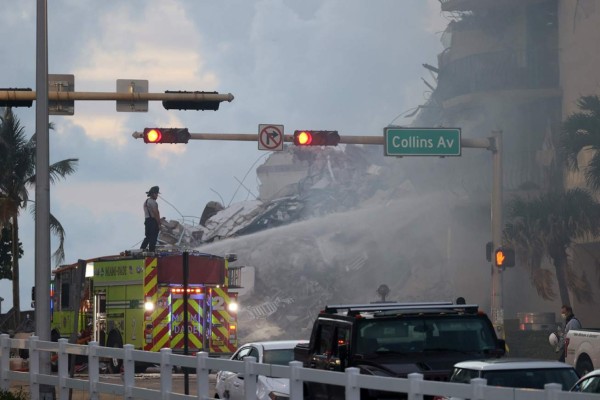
[50,250,242,372]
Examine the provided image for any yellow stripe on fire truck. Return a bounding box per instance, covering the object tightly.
[211,287,237,353]
[170,296,203,350]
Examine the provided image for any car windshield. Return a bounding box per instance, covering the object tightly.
[263,348,295,366]
[356,316,497,355]
[481,368,579,390]
[572,375,600,393]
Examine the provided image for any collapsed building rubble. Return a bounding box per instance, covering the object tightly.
[158,144,402,249]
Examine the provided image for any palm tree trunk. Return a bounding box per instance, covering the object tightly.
[11,217,21,327]
[552,249,572,307]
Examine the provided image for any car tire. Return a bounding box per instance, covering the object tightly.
[576,355,594,377]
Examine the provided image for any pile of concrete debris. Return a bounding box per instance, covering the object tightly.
[158,144,409,249]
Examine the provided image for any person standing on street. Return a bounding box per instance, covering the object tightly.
[141,186,161,252]
[557,304,582,362]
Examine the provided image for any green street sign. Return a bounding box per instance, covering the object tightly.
[384,127,461,156]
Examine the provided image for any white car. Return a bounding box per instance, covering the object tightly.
[434,359,580,400]
[570,368,600,393]
[215,340,308,400]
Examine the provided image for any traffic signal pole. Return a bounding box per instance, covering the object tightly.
[132,132,420,144]
[490,131,504,339]
[134,130,506,336]
[35,1,54,399]
[0,89,234,103]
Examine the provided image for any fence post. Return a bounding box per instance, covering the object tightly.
[288,361,303,400]
[345,367,360,400]
[196,352,209,399]
[159,348,173,400]
[543,383,562,400]
[88,342,100,400]
[470,378,487,400]
[243,356,258,400]
[28,335,40,400]
[123,344,135,400]
[58,339,69,400]
[0,334,10,391]
[407,373,424,400]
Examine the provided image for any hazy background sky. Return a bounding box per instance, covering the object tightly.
[0,1,446,310]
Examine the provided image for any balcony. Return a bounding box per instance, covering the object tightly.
[435,48,559,105]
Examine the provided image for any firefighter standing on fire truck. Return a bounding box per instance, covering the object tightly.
[141,185,161,252]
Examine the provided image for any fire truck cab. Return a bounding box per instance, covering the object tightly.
[50,250,242,372]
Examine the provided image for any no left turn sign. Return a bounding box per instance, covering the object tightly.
[258,124,284,151]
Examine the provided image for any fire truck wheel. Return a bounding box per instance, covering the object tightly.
[106,331,123,374]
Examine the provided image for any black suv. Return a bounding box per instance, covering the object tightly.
[294,301,506,399]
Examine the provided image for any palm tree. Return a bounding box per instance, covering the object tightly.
[560,94,600,191]
[504,188,600,307]
[0,107,78,326]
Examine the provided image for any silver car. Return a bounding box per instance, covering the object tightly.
[435,359,580,400]
[215,340,308,400]
[570,368,600,393]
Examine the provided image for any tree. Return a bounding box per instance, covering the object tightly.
[0,107,78,325]
[560,94,600,191]
[504,188,600,307]
[0,224,23,280]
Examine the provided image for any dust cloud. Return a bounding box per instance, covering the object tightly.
[196,191,494,343]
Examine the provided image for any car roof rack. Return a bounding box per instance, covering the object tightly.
[322,302,479,315]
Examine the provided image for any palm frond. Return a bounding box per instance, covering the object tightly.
[49,212,66,265]
[49,159,79,184]
[560,95,600,171]
[530,268,556,300]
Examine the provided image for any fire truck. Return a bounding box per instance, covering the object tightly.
[49,250,242,372]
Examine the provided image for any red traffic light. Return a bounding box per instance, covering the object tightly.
[143,128,191,144]
[293,130,340,146]
[494,247,515,268]
[295,131,313,145]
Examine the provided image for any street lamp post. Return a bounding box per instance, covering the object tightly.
[35,1,54,398]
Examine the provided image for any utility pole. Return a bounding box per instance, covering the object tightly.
[35,1,55,399]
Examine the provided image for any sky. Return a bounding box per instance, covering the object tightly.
[0,0,447,311]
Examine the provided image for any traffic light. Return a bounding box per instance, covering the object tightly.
[293,130,340,146]
[0,88,33,108]
[162,90,221,111]
[143,128,191,144]
[486,241,493,262]
[494,247,515,268]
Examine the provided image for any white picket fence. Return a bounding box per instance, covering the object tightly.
[0,333,598,400]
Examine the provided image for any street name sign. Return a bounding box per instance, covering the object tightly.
[384,127,461,156]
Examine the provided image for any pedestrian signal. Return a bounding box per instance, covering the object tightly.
[494,247,515,268]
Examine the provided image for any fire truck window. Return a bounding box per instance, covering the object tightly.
[61,283,70,308]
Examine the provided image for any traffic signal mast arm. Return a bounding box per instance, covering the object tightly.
[0,89,234,103]
[132,131,492,148]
